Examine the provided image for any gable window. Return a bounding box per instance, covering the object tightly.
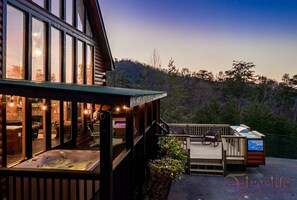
[32,18,46,81]
[87,45,93,85]
[51,27,62,82]
[77,40,84,84]
[66,0,74,25]
[86,16,93,38]
[77,0,85,32]
[66,35,74,83]
[6,5,25,79]
[51,0,61,18]
[32,0,45,8]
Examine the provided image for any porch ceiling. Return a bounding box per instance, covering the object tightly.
[0,79,167,107]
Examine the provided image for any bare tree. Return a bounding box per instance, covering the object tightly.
[150,48,162,68]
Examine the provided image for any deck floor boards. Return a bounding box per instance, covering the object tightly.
[190,142,222,160]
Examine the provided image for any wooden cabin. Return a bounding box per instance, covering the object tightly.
[0,1,167,199]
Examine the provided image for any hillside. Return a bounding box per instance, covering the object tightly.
[107,59,297,135]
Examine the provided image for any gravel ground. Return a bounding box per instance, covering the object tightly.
[168,157,297,200]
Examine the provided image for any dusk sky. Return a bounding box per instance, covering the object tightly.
[98,0,297,81]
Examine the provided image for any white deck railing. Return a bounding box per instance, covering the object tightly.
[168,123,231,139]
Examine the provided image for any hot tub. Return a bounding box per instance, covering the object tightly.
[14,149,100,171]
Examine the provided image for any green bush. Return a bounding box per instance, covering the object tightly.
[159,137,188,169]
[149,158,184,181]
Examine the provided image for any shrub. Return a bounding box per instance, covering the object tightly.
[159,137,188,169]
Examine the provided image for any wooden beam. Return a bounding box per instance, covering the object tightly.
[100,110,113,200]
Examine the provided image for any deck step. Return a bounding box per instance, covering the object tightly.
[190,162,222,166]
[190,169,224,173]
[190,158,224,176]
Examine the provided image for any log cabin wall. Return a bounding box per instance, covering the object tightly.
[94,46,107,86]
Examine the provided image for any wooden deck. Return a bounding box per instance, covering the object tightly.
[190,141,222,160]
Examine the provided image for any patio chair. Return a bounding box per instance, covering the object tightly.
[202,127,220,147]
[89,122,100,147]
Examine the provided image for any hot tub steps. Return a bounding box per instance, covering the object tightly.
[190,158,224,176]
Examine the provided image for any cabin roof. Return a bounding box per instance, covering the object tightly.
[0,79,167,107]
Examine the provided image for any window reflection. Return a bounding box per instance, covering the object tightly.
[32,98,46,155]
[51,100,60,147]
[51,27,61,82]
[77,40,84,84]
[66,35,74,83]
[32,18,45,81]
[51,0,61,18]
[66,0,74,25]
[86,17,93,37]
[63,101,72,142]
[87,45,93,85]
[32,0,45,8]
[77,0,85,32]
[6,5,25,79]
[6,95,24,166]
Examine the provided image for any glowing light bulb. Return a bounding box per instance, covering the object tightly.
[116,107,120,112]
[122,105,127,110]
[9,102,15,107]
[41,105,47,111]
[84,109,89,115]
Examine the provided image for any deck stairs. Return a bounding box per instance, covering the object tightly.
[190,158,224,176]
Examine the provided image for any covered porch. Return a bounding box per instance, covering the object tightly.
[0,79,166,199]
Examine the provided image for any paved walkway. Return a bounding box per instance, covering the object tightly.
[168,157,297,200]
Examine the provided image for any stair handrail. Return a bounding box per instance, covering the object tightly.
[160,118,170,134]
[156,121,170,134]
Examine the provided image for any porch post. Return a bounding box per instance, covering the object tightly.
[100,110,113,200]
[138,104,146,182]
[126,107,134,197]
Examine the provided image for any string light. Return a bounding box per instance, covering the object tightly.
[84,109,89,115]
[116,107,120,112]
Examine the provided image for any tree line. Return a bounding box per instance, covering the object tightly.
[107,59,297,135]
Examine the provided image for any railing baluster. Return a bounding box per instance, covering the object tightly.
[21,176,24,200]
[52,178,55,200]
[76,178,79,200]
[68,179,71,200]
[12,176,16,200]
[37,178,40,200]
[84,179,87,200]
[59,179,63,200]
[44,178,47,200]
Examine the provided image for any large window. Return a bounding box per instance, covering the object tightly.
[77,40,84,84]
[32,18,46,81]
[6,5,25,79]
[51,27,61,82]
[66,35,74,83]
[77,0,85,32]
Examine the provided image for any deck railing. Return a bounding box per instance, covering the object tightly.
[0,168,100,200]
[168,123,231,139]
[222,135,247,166]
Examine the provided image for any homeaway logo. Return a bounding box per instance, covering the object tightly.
[224,174,290,194]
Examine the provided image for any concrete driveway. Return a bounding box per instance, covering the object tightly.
[168,157,297,200]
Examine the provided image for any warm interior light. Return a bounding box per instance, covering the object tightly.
[34,49,42,57]
[84,109,89,115]
[32,32,39,37]
[9,101,15,107]
[116,107,120,112]
[41,105,47,111]
[122,105,127,110]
